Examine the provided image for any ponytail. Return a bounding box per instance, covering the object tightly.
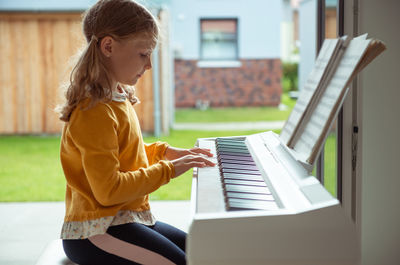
[57,35,112,122]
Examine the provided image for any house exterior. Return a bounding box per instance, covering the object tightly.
[166,0,283,108]
[0,0,285,134]
[281,0,299,63]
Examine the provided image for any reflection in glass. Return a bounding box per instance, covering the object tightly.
[200,19,238,60]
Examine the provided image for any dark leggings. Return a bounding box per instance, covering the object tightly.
[63,221,186,265]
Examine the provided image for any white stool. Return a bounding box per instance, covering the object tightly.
[35,239,77,265]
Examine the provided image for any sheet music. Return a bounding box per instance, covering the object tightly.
[293,38,372,164]
[280,39,342,144]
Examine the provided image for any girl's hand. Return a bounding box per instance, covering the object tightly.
[165,146,215,178]
[165,146,213,161]
[171,154,215,178]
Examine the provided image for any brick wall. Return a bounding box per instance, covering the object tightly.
[174,58,282,108]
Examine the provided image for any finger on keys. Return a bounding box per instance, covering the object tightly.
[190,147,213,157]
[197,156,216,167]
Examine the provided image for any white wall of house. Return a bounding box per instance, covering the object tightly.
[281,0,297,62]
[169,0,282,60]
[0,0,97,11]
[298,0,316,91]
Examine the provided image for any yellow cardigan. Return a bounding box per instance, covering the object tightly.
[60,98,175,222]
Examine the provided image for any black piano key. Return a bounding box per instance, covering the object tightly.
[227,198,279,211]
[217,143,248,149]
[217,137,245,141]
[218,148,249,154]
[218,151,252,157]
[217,136,244,140]
[226,191,275,201]
[216,138,246,143]
[217,142,246,147]
[217,146,249,152]
[217,145,248,154]
[224,184,271,194]
[221,168,261,175]
[217,147,250,154]
[222,173,265,182]
[220,162,259,171]
[217,140,247,145]
[217,141,246,145]
[218,158,256,165]
[218,154,254,161]
[218,145,248,151]
[223,179,267,187]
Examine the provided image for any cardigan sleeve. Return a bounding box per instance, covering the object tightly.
[67,103,174,207]
[144,142,169,165]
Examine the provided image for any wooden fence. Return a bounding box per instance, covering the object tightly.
[0,11,169,135]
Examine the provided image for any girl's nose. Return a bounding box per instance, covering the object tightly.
[145,57,152,70]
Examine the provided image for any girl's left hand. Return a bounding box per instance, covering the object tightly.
[165,146,213,161]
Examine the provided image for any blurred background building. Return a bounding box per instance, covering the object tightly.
[0,0,326,135]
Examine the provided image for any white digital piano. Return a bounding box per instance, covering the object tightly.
[187,132,358,265]
[186,35,386,265]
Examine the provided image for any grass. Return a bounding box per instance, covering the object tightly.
[0,92,338,201]
[0,93,296,202]
[0,129,267,202]
[0,128,337,202]
[323,133,337,197]
[175,93,296,123]
[0,136,65,202]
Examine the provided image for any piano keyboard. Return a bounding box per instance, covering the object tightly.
[189,128,358,265]
[216,137,279,211]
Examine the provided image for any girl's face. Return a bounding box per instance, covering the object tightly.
[104,35,155,87]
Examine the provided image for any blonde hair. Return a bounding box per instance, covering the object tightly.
[57,0,159,122]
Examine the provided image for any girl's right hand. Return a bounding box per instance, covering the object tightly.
[171,154,215,178]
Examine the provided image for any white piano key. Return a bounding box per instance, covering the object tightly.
[195,140,226,213]
[227,198,279,211]
[225,184,271,195]
[218,151,252,158]
[221,168,261,175]
[222,173,265,182]
[220,162,259,171]
[218,158,256,166]
[223,179,267,187]
[226,191,275,201]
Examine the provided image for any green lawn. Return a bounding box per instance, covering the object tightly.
[0,95,296,202]
[0,91,338,202]
[0,136,65,202]
[323,133,338,197]
[0,128,337,202]
[0,129,266,202]
[175,93,296,123]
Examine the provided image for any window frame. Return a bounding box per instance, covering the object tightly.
[199,18,239,61]
[316,0,344,202]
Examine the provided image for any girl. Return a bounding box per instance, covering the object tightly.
[57,1,215,264]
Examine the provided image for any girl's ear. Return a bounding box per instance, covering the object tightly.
[100,36,114,57]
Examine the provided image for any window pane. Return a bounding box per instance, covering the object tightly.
[201,19,237,60]
[324,125,337,196]
[323,0,338,197]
